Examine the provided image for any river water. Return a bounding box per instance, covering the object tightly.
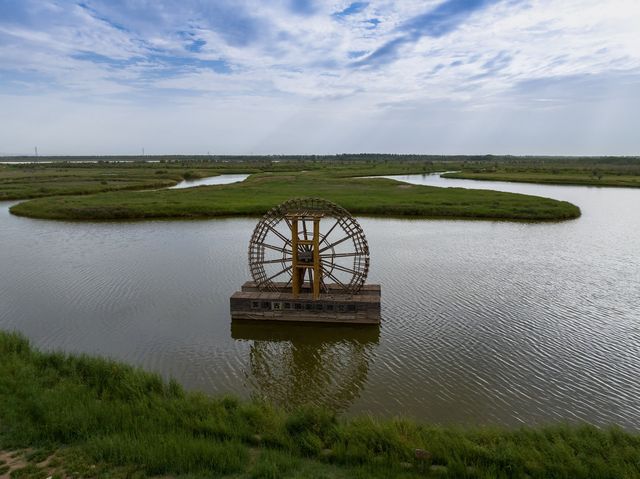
[1,174,639,429]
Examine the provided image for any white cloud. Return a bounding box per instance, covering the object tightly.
[0,0,639,154]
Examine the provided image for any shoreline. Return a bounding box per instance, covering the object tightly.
[1,330,638,478]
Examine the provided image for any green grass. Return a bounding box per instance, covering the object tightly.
[0,164,229,201]
[9,170,581,222]
[18,155,640,221]
[443,170,640,188]
[0,159,442,201]
[1,330,639,478]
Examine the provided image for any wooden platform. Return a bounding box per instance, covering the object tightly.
[230,281,381,324]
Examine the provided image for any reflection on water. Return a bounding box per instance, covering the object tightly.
[232,321,379,411]
[1,174,640,429]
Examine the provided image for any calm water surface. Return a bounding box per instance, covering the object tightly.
[169,174,249,188]
[1,174,639,429]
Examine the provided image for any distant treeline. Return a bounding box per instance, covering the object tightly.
[2,153,639,164]
[3,154,640,177]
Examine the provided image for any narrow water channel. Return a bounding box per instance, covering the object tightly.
[1,174,638,429]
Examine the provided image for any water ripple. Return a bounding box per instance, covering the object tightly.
[1,177,640,429]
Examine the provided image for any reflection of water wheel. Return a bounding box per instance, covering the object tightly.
[248,338,371,411]
[249,198,369,295]
[232,321,380,411]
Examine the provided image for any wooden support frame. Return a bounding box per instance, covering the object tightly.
[291,218,300,298]
[288,212,323,300]
[312,217,321,299]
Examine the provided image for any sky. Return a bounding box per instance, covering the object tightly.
[0,0,639,156]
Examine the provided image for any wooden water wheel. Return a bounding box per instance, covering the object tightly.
[248,198,369,298]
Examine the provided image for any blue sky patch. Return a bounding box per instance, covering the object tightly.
[72,51,138,66]
[356,0,501,67]
[365,18,381,28]
[334,2,369,18]
[290,0,316,15]
[77,2,129,32]
[402,0,497,38]
[348,50,367,59]
[186,39,207,52]
[145,54,231,75]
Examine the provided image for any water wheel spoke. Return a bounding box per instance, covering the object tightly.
[320,219,340,245]
[318,229,359,253]
[258,257,292,265]
[302,219,308,241]
[264,265,293,283]
[261,243,292,254]
[324,270,349,291]
[324,262,358,276]
[319,252,359,259]
[265,224,292,246]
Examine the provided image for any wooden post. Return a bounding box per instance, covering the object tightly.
[291,217,300,298]
[312,217,321,300]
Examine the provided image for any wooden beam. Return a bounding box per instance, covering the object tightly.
[313,217,321,300]
[291,217,300,298]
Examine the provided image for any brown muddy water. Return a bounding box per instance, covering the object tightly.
[1,174,639,429]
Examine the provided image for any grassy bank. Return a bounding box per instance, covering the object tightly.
[9,171,580,222]
[1,331,639,478]
[0,163,229,201]
[0,164,174,201]
[443,171,640,188]
[442,159,640,188]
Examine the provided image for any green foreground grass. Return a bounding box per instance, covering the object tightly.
[10,170,580,222]
[1,331,639,479]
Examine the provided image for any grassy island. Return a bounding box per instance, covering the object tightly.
[8,169,580,222]
[16,155,640,221]
[1,331,639,479]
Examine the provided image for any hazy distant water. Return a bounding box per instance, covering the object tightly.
[1,174,639,429]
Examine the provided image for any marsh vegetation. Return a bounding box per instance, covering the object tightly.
[1,156,590,222]
[2,331,639,479]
